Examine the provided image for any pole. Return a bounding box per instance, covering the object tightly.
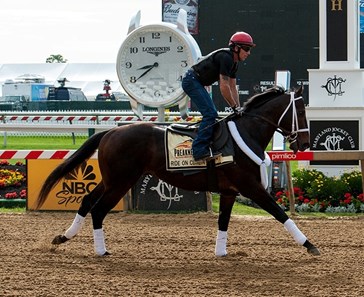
[285,161,296,214]
[157,107,165,122]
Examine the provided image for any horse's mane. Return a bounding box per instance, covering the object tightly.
[243,86,285,112]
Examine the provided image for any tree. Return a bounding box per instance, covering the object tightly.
[46,54,68,63]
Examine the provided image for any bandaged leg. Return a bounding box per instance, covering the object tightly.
[215,230,228,256]
[64,213,85,239]
[284,219,307,245]
[93,228,107,256]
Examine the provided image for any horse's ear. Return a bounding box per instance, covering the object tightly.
[296,85,304,96]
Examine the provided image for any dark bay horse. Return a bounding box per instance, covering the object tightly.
[35,86,320,257]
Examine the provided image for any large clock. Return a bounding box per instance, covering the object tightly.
[116,9,201,118]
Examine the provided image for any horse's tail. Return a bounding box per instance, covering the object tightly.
[34,130,109,210]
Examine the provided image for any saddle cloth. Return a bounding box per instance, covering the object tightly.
[164,121,234,171]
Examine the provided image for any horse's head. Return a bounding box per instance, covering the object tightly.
[277,86,310,153]
[237,86,309,154]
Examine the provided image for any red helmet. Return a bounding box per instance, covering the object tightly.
[229,31,256,47]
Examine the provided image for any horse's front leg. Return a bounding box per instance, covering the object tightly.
[52,183,105,245]
[215,193,236,256]
[245,185,320,256]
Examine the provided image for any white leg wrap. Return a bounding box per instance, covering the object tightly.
[215,230,228,257]
[93,228,107,256]
[64,214,85,239]
[284,219,307,246]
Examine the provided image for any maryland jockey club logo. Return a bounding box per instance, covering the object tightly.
[140,174,184,210]
[311,127,356,151]
[321,75,346,100]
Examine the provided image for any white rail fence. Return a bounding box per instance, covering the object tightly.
[0,111,208,125]
[0,111,216,137]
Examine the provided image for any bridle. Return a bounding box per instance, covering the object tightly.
[277,92,309,145]
[236,91,309,146]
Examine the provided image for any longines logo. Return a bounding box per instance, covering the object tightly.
[143,46,170,57]
[56,162,97,207]
[312,127,356,151]
[321,75,346,100]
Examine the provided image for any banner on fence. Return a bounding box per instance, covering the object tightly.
[267,151,314,161]
[27,159,124,211]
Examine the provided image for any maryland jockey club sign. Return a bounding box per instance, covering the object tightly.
[309,120,359,165]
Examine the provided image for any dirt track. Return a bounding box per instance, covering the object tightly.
[1,211,364,296]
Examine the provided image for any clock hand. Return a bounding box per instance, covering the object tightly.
[136,62,158,81]
[137,64,156,70]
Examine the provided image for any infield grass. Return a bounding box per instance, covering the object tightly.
[1,135,88,150]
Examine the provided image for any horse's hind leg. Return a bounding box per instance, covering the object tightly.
[52,182,105,245]
[90,187,129,256]
[215,193,236,256]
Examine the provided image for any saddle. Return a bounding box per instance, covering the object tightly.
[165,118,235,171]
[168,120,230,152]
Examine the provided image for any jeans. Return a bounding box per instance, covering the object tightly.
[182,69,218,158]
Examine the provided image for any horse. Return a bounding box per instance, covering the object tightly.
[35,86,320,257]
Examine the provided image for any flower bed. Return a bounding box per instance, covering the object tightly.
[275,169,364,213]
[0,160,26,208]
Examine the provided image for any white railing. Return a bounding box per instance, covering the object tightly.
[0,110,230,138]
[0,110,212,125]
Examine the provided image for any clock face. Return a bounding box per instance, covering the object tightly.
[116,24,194,107]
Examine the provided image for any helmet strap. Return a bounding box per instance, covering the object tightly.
[230,43,240,54]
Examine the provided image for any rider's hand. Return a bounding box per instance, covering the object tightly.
[233,106,244,116]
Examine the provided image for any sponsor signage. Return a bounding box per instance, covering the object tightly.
[309,120,359,165]
[162,0,199,34]
[133,174,207,211]
[27,159,124,211]
[267,151,314,161]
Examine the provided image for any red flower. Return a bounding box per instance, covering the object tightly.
[343,197,352,204]
[303,198,310,204]
[0,160,10,166]
[275,191,283,198]
[309,199,317,206]
[5,192,18,199]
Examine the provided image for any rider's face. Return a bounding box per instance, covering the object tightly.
[237,45,251,61]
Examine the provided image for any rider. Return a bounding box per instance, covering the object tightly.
[182,31,255,161]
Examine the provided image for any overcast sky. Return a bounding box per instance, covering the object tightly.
[0,0,162,64]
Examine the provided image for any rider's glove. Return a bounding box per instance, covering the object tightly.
[233,106,244,116]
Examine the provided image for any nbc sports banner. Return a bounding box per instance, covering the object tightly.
[27,159,124,211]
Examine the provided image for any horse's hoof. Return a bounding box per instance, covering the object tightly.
[307,246,320,256]
[97,251,111,256]
[51,235,69,245]
[215,252,227,257]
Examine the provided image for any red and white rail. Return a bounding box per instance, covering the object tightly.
[0,150,97,159]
